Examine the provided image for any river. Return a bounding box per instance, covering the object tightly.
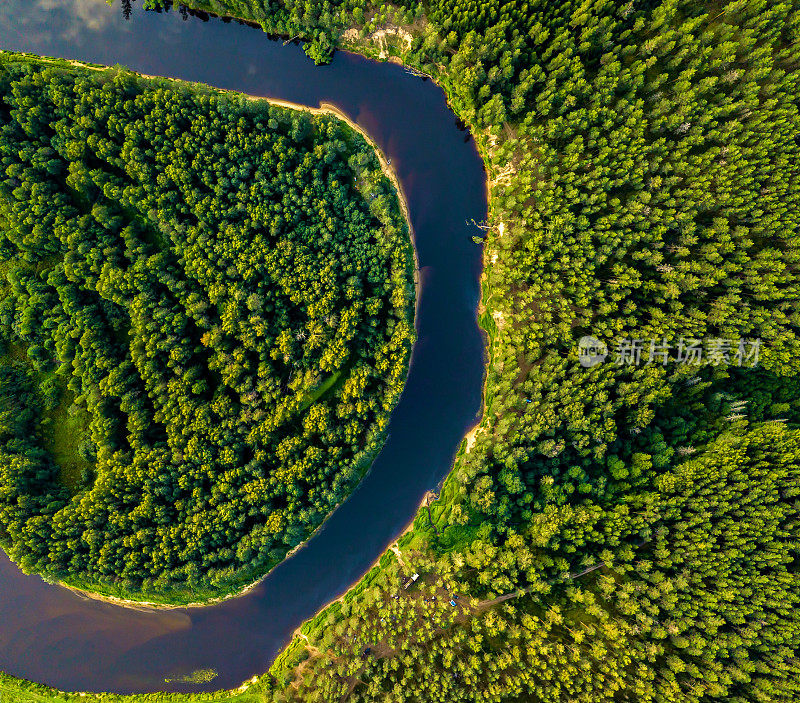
[0,0,487,694]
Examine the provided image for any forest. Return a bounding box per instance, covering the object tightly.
[160,0,800,700]
[2,0,800,701]
[0,54,414,602]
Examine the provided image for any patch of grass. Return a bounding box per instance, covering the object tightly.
[297,369,343,413]
[40,377,93,493]
[0,343,93,494]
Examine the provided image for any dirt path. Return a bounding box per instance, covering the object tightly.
[389,543,406,568]
[475,548,649,610]
[285,488,436,646]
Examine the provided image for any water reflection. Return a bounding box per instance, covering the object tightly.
[1,0,123,45]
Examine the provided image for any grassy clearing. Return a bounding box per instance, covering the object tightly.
[40,379,93,493]
[0,342,92,494]
[297,370,343,413]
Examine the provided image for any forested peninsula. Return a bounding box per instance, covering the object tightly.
[0,52,415,605]
[4,0,800,702]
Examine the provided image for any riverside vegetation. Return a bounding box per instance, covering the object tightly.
[4,0,800,701]
[0,53,414,604]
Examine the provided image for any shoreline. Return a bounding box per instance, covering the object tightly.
[53,431,391,611]
[0,51,420,612]
[259,97,421,318]
[285,488,436,644]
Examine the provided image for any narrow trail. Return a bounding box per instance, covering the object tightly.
[476,543,649,609]
[478,561,608,607]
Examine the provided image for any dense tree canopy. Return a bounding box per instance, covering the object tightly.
[0,55,414,601]
[148,0,800,700]
[291,418,800,703]
[3,0,800,700]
